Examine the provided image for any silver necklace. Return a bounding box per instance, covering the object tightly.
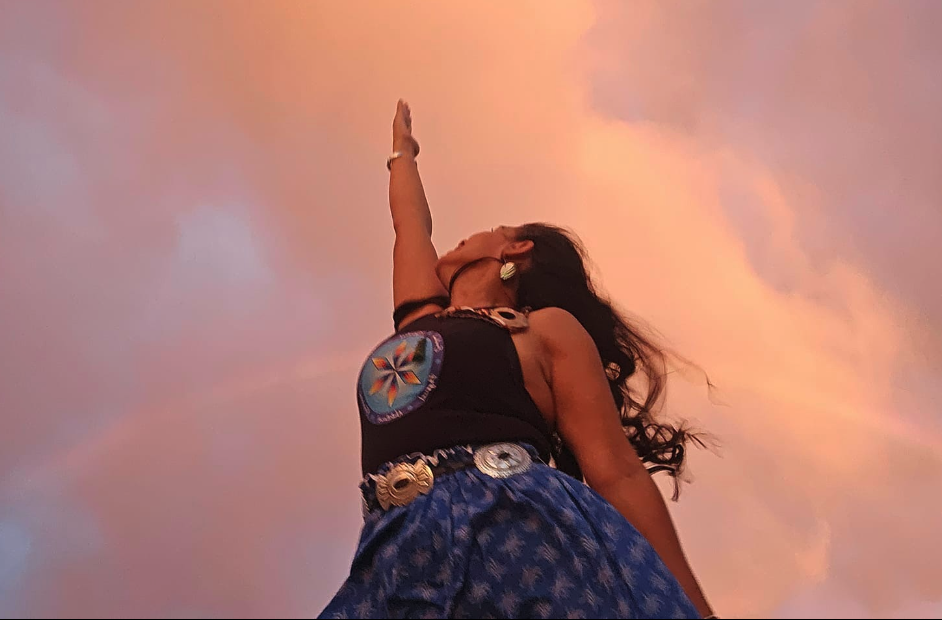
[435,305,530,333]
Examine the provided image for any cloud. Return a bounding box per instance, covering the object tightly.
[0,1,939,617]
[584,0,942,371]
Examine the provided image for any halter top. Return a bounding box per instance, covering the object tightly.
[357,307,554,475]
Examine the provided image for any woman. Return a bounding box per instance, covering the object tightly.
[318,101,715,619]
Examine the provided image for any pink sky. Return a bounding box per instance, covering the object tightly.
[1,1,940,617]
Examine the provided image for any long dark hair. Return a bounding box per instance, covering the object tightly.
[515,223,706,498]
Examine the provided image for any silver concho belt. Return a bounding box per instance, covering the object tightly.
[366,443,534,511]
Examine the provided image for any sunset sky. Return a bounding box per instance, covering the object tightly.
[1,1,940,617]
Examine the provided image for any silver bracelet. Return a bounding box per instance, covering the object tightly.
[387,151,415,170]
[386,151,403,170]
[386,138,419,171]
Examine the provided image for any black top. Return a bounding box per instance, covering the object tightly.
[356,310,553,475]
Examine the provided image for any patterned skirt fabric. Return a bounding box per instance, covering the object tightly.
[319,445,699,619]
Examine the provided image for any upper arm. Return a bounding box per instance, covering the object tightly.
[387,153,447,325]
[393,223,448,325]
[531,308,647,489]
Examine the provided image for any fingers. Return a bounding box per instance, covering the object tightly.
[394,100,415,144]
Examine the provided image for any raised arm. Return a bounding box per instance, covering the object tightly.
[531,307,714,618]
[388,101,448,326]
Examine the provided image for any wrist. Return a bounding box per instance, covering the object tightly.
[387,149,415,171]
[393,136,419,157]
[391,147,416,161]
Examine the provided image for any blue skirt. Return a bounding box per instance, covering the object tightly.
[319,445,700,619]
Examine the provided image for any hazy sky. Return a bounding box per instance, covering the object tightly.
[1,1,940,617]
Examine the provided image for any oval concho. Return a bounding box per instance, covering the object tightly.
[473,443,533,479]
[374,460,434,510]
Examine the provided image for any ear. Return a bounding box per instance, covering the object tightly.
[504,239,534,261]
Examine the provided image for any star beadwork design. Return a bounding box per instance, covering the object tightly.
[368,338,427,406]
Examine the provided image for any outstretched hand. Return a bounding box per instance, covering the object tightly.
[393,99,420,157]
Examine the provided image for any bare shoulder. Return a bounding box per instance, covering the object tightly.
[527,307,594,353]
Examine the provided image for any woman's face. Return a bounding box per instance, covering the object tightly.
[435,225,518,287]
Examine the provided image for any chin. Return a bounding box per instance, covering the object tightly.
[438,247,460,266]
[435,253,463,287]
[433,259,449,286]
